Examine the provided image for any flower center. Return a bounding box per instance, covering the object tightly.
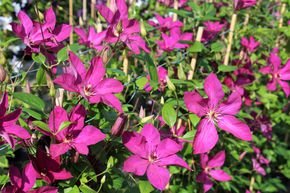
[148,153,158,163]
[206,110,220,122]
[113,21,123,37]
[83,84,94,96]
[64,134,73,143]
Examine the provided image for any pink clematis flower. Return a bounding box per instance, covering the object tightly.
[157,29,192,52]
[184,73,252,154]
[122,123,191,190]
[74,26,107,51]
[234,0,256,10]
[202,21,224,42]
[54,51,124,112]
[241,36,260,53]
[2,161,58,193]
[148,14,183,33]
[48,105,106,158]
[252,146,269,176]
[31,149,72,184]
[144,66,168,92]
[11,7,71,53]
[196,150,232,193]
[260,50,290,97]
[97,0,150,54]
[0,92,30,148]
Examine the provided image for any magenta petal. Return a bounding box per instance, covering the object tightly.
[209,169,232,181]
[156,138,182,158]
[48,107,69,135]
[193,119,218,154]
[53,74,78,92]
[158,154,191,170]
[0,92,8,117]
[204,73,224,107]
[184,91,207,117]
[280,59,290,80]
[141,123,161,145]
[18,11,33,34]
[97,5,114,24]
[2,109,22,126]
[259,66,272,74]
[54,24,72,42]
[22,161,37,191]
[278,80,290,97]
[95,78,124,95]
[50,169,72,181]
[73,143,89,155]
[44,7,56,30]
[84,57,105,86]
[207,150,225,168]
[269,52,281,72]
[116,0,128,19]
[74,125,106,146]
[147,164,170,190]
[123,155,149,176]
[30,186,58,193]
[4,125,30,139]
[67,51,86,78]
[101,94,123,112]
[9,166,22,189]
[200,154,209,169]
[196,172,214,192]
[218,92,242,115]
[50,143,71,158]
[122,131,147,158]
[218,115,252,141]
[69,104,86,131]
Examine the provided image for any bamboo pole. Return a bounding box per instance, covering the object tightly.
[123,51,129,75]
[188,27,204,80]
[91,0,96,20]
[239,13,250,60]
[83,0,87,22]
[278,3,286,28]
[55,88,64,107]
[223,14,237,66]
[69,0,73,44]
[173,0,178,22]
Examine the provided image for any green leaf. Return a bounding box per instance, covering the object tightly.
[144,53,158,90]
[0,156,8,168]
[188,42,204,53]
[189,114,201,127]
[32,121,51,133]
[136,77,148,90]
[178,63,186,80]
[32,53,46,64]
[36,65,46,85]
[57,47,68,63]
[139,180,154,193]
[79,184,97,193]
[218,65,238,72]
[162,103,176,128]
[22,108,44,120]
[13,92,45,111]
[58,121,72,133]
[181,130,196,141]
[65,186,80,193]
[211,41,225,52]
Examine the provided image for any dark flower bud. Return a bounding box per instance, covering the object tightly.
[0,65,6,82]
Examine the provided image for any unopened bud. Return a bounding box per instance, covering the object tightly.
[101,175,106,184]
[140,20,147,37]
[111,114,127,136]
[0,65,7,82]
[102,48,110,64]
[166,76,176,91]
[0,49,6,65]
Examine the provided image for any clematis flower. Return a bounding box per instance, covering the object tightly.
[11,7,71,53]
[252,146,269,176]
[157,0,188,8]
[54,51,124,112]
[0,92,30,148]
[48,105,106,158]
[260,50,290,97]
[74,26,107,51]
[157,29,192,52]
[122,123,191,190]
[97,0,150,54]
[202,21,224,42]
[241,36,260,53]
[184,73,252,154]
[148,14,183,33]
[144,66,168,92]
[246,112,272,140]
[2,161,36,193]
[234,0,256,10]
[30,149,72,184]
[196,150,232,193]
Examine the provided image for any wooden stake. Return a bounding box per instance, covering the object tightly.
[69,0,73,44]
[55,88,64,107]
[91,0,96,20]
[96,17,102,32]
[83,0,87,22]
[243,13,249,26]
[173,0,178,22]
[188,27,204,80]
[278,3,286,28]
[223,14,237,66]
[123,51,129,75]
